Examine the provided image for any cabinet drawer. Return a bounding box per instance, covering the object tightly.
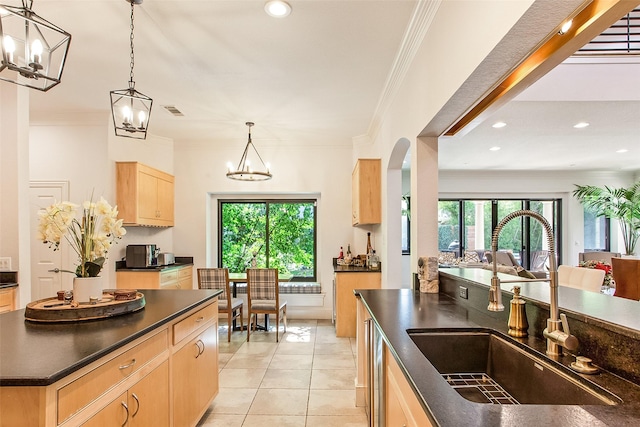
[173,303,217,345]
[178,267,192,279]
[160,270,178,284]
[57,329,168,424]
[0,288,14,303]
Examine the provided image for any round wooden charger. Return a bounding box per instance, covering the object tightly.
[24,292,145,322]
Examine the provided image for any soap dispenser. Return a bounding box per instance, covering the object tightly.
[508,286,529,338]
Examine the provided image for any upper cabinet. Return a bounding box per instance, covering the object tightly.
[352,158,381,226]
[116,162,175,227]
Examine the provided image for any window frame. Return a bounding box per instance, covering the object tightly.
[217,198,318,281]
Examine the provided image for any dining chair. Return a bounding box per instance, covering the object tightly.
[246,268,287,342]
[197,268,244,342]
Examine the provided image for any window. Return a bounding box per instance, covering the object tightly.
[402,196,410,254]
[438,198,562,267]
[584,208,610,251]
[218,200,317,281]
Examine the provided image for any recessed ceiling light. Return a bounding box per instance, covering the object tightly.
[558,19,573,35]
[492,121,507,129]
[574,122,589,129]
[265,1,291,17]
[489,146,501,151]
[616,149,628,153]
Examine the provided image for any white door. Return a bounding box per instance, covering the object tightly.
[29,182,69,302]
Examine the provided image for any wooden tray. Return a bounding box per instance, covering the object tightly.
[25,292,145,323]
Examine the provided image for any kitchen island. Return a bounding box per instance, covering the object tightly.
[0,288,221,427]
[356,268,640,426]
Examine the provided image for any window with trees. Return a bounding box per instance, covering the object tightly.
[218,200,317,281]
[438,198,561,268]
[583,209,610,252]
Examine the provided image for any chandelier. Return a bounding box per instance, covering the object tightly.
[226,122,272,181]
[110,0,152,140]
[0,0,71,91]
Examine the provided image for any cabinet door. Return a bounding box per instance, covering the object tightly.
[156,176,174,223]
[82,392,128,427]
[138,171,159,222]
[335,272,381,338]
[172,323,219,426]
[129,360,170,427]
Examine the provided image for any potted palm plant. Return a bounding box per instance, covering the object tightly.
[573,182,640,256]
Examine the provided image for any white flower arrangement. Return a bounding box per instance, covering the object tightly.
[37,197,126,277]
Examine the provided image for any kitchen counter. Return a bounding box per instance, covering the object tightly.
[333,265,381,273]
[357,273,640,426]
[0,288,220,386]
[115,256,193,272]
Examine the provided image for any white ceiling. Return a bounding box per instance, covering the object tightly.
[19,1,640,173]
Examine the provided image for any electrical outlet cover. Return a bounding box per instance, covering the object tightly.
[0,257,11,271]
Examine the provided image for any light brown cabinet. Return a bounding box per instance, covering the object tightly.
[83,360,169,427]
[352,158,381,226]
[335,272,381,337]
[0,287,16,313]
[0,300,218,427]
[116,265,193,290]
[384,345,433,427]
[116,162,175,227]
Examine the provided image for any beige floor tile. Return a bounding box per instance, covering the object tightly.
[317,319,333,326]
[313,353,355,369]
[269,353,313,370]
[225,352,273,369]
[196,412,245,427]
[242,415,306,426]
[314,341,353,355]
[218,339,245,354]
[310,368,356,390]
[234,341,278,356]
[275,341,315,355]
[248,389,309,416]
[219,368,266,388]
[305,414,369,427]
[218,352,233,369]
[315,332,351,344]
[209,388,257,414]
[260,368,311,389]
[307,389,365,416]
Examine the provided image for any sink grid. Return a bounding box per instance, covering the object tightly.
[443,373,520,405]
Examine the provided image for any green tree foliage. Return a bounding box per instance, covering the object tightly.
[221,201,315,277]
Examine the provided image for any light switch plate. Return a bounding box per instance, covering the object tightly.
[459,285,468,299]
[0,257,11,271]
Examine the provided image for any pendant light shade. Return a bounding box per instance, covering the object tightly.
[226,122,272,181]
[0,0,71,91]
[110,0,152,140]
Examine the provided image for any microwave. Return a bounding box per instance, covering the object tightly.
[126,244,158,268]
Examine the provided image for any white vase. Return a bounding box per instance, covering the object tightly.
[73,276,104,303]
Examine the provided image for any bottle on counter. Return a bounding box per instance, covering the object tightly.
[339,246,344,259]
[366,232,373,267]
[345,244,353,265]
[369,250,380,270]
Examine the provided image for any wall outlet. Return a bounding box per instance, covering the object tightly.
[459,285,468,299]
[0,257,11,271]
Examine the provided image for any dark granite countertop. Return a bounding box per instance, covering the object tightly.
[333,265,381,273]
[0,288,221,386]
[356,284,640,426]
[0,283,18,289]
[115,260,194,273]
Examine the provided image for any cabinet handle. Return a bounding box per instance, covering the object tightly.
[131,392,140,417]
[119,359,137,370]
[195,339,205,358]
[120,401,129,427]
[195,316,205,322]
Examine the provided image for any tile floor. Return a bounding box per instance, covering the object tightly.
[197,318,369,427]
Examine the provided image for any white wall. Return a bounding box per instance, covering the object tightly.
[172,138,354,318]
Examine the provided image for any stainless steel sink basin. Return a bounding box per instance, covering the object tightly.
[407,328,621,406]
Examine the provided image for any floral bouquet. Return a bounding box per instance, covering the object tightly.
[578,259,614,288]
[37,197,126,277]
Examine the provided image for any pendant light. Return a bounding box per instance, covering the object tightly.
[0,0,71,91]
[110,0,152,140]
[226,122,272,181]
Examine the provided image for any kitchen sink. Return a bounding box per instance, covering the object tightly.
[407,328,620,406]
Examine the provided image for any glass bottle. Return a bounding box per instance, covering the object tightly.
[339,246,344,259]
[369,250,379,270]
[366,232,373,267]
